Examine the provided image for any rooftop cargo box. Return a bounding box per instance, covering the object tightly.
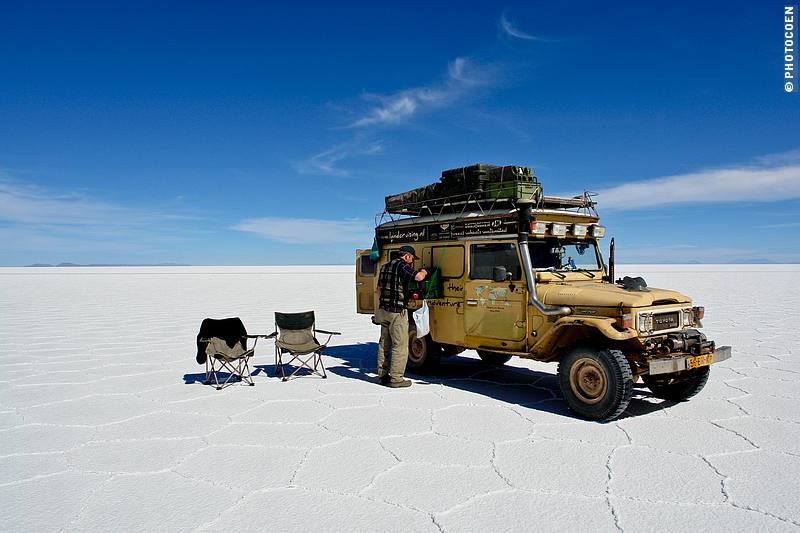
[440,164,534,195]
[384,163,541,215]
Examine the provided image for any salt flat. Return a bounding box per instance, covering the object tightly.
[0,264,798,532]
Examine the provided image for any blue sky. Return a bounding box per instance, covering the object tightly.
[1,0,798,265]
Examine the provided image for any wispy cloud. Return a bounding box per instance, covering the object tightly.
[756,221,800,229]
[295,56,495,176]
[0,176,205,264]
[349,57,492,129]
[598,153,800,210]
[232,216,372,245]
[293,139,383,176]
[0,179,140,226]
[619,244,800,264]
[499,11,544,41]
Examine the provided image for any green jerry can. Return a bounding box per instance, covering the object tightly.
[484,179,542,201]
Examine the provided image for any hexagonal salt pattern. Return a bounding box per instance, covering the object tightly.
[1,264,799,532]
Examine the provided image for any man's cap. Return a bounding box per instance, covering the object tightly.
[398,245,419,259]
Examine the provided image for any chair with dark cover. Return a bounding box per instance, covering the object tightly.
[196,317,269,390]
[269,311,340,381]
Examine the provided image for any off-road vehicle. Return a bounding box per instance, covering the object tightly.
[355,164,731,421]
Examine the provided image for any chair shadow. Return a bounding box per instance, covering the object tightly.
[252,364,275,378]
[324,342,672,421]
[183,372,208,384]
[183,371,243,385]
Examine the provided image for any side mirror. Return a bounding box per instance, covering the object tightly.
[492,266,508,283]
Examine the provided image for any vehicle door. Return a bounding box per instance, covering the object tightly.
[464,242,527,348]
[355,249,377,314]
[422,244,466,346]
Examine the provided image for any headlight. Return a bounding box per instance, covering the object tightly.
[590,225,606,238]
[530,221,547,234]
[571,224,588,237]
[637,313,653,333]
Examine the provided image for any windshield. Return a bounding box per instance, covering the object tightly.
[529,238,601,271]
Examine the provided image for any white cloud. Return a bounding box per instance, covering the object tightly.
[293,140,384,176]
[499,12,543,41]
[757,221,800,229]
[296,56,494,176]
[618,244,800,264]
[0,180,141,226]
[349,57,491,128]
[232,217,372,245]
[0,177,206,264]
[597,157,800,210]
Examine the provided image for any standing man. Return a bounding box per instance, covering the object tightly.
[375,245,427,388]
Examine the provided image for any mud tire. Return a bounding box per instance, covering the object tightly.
[642,367,710,401]
[407,330,441,373]
[558,347,633,422]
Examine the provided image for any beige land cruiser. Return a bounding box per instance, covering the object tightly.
[355,164,731,421]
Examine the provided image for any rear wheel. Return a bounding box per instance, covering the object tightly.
[407,330,441,373]
[477,350,512,366]
[558,348,633,422]
[643,367,710,401]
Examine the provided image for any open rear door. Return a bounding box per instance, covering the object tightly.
[355,249,377,314]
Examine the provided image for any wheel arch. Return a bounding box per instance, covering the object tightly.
[533,316,638,362]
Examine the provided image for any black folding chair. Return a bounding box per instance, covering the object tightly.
[196,317,269,390]
[268,311,340,381]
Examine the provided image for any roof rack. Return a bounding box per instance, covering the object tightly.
[376,190,598,227]
[541,194,598,210]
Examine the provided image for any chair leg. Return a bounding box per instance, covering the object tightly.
[240,357,255,386]
[212,360,222,390]
[280,350,327,381]
[210,359,244,390]
[275,346,287,379]
[317,352,327,379]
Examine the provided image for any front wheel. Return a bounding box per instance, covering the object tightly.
[642,367,710,401]
[407,330,441,373]
[558,348,633,422]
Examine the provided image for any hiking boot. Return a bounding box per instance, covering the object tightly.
[388,379,412,388]
[377,375,390,386]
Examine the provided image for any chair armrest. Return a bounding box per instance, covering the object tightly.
[264,331,278,339]
[314,329,341,335]
[244,334,273,339]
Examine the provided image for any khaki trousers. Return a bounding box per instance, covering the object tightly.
[375,307,409,383]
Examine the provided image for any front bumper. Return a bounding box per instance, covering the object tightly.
[648,345,732,376]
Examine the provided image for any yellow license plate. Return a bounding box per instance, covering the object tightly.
[687,353,714,369]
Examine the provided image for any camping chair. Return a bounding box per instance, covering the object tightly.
[268,311,340,381]
[196,317,269,390]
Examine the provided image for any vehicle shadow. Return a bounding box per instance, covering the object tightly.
[324,343,669,421]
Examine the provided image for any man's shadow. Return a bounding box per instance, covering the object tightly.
[325,342,671,421]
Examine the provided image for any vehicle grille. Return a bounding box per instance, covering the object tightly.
[652,311,680,332]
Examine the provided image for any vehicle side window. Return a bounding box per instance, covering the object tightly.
[426,245,465,278]
[469,243,521,280]
[359,255,376,276]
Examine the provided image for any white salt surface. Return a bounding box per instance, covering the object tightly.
[1,264,798,532]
